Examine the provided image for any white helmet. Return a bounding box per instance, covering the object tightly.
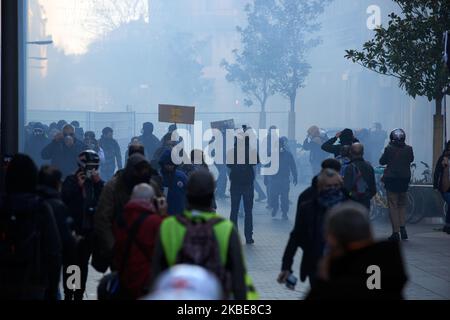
[142,265,223,300]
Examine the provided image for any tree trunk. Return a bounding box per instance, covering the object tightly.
[259,101,267,130]
[433,96,444,174]
[288,94,296,141]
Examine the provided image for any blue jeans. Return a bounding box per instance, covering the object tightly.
[440,192,450,225]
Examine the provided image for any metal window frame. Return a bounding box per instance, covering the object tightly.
[1,0,26,157]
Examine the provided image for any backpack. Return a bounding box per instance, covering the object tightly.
[0,196,44,299]
[350,164,369,199]
[175,215,231,296]
[97,211,149,300]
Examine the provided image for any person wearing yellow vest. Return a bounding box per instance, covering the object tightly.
[151,170,258,300]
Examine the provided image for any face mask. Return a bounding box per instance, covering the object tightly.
[318,188,345,209]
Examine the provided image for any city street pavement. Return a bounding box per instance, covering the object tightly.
[84,183,450,300]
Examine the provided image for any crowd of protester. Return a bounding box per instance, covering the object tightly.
[2,119,448,301]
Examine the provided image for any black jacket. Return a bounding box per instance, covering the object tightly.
[343,158,376,206]
[37,186,76,266]
[25,135,50,167]
[433,153,447,190]
[99,137,123,172]
[379,142,414,193]
[282,199,328,282]
[306,241,408,300]
[0,193,62,300]
[321,137,358,158]
[41,139,87,178]
[139,134,161,162]
[271,149,298,183]
[61,172,104,236]
[227,143,258,186]
[303,136,329,164]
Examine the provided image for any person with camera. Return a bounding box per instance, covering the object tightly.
[41,124,87,178]
[379,129,414,242]
[61,150,104,300]
[25,122,50,167]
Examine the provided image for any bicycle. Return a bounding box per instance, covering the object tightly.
[370,166,416,223]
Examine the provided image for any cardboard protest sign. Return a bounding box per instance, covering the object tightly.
[159,104,195,125]
[211,119,235,131]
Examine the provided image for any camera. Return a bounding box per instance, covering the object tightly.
[285,274,297,290]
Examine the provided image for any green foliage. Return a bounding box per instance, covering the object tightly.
[345,0,450,101]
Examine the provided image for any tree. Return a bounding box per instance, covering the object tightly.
[273,0,330,139]
[345,0,450,169]
[221,0,282,129]
[222,0,330,133]
[83,0,149,37]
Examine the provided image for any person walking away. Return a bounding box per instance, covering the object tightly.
[270,137,298,220]
[37,165,77,299]
[61,150,104,300]
[152,170,258,300]
[278,169,347,289]
[41,124,87,178]
[306,201,407,300]
[99,127,123,181]
[139,122,161,162]
[158,149,187,216]
[0,154,61,300]
[303,125,329,175]
[321,128,358,158]
[227,133,258,244]
[343,143,376,210]
[380,129,414,242]
[112,183,165,299]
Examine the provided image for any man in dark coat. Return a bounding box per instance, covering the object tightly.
[343,143,376,210]
[139,122,161,162]
[61,151,104,300]
[278,169,347,289]
[307,201,407,300]
[379,129,414,241]
[99,127,123,181]
[41,124,87,178]
[322,128,359,158]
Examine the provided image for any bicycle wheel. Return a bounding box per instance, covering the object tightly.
[406,191,424,224]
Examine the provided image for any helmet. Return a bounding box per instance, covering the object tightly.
[78,150,100,171]
[142,264,222,300]
[390,128,406,143]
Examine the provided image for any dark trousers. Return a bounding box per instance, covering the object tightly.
[101,166,115,182]
[270,181,290,215]
[230,183,254,241]
[254,179,266,199]
[63,236,93,300]
[215,164,228,197]
[441,192,450,225]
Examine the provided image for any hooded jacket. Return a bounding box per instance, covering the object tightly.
[159,150,187,216]
[113,199,164,299]
[306,241,408,300]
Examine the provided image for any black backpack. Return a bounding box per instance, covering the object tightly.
[175,216,231,296]
[0,196,44,299]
